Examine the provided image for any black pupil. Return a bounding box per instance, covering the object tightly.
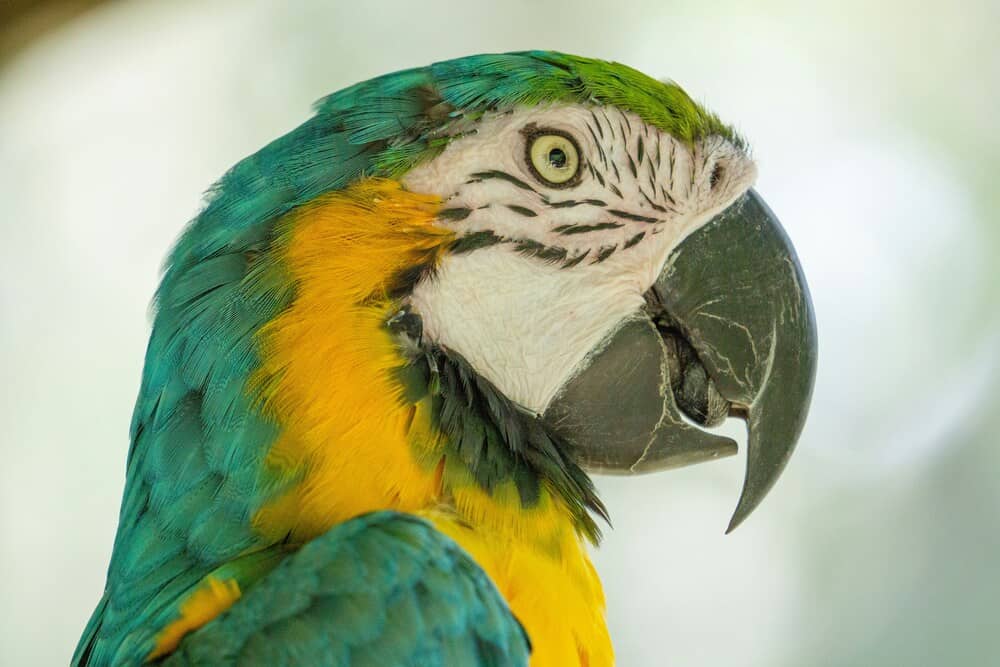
[548,147,567,169]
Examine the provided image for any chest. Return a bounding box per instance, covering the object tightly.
[428,513,614,667]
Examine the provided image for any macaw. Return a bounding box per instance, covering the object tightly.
[73,51,816,666]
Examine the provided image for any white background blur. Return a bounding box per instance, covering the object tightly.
[1,1,998,664]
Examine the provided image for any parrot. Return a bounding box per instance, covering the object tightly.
[72,51,817,667]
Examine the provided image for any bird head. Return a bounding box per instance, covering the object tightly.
[391,54,816,533]
[157,52,816,546]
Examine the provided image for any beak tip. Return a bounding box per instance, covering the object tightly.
[724,498,755,534]
[725,457,789,533]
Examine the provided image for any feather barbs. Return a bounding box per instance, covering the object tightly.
[249,179,453,542]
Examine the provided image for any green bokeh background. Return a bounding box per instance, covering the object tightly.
[1,1,997,664]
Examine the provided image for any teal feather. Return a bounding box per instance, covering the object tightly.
[159,513,529,667]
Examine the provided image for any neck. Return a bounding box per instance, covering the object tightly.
[419,349,614,666]
[251,178,613,665]
[407,343,607,542]
[428,502,613,667]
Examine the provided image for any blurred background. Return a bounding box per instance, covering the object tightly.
[1,0,997,664]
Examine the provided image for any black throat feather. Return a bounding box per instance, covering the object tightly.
[388,308,609,544]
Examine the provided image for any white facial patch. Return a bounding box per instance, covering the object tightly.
[404,104,757,414]
[409,249,648,413]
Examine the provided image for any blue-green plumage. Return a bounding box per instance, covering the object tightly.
[158,513,529,666]
[76,51,737,666]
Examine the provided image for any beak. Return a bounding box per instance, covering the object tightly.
[543,190,817,532]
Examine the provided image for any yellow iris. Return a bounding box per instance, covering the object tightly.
[528,133,580,185]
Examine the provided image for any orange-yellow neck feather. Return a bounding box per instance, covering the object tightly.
[251,179,450,539]
[249,178,612,666]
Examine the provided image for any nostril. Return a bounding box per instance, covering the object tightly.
[710,162,725,190]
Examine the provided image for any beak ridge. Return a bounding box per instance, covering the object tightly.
[655,190,817,531]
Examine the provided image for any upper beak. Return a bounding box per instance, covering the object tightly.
[543,189,817,531]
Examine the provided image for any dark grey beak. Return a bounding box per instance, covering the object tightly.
[543,190,817,532]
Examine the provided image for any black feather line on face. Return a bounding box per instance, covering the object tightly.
[552,222,624,235]
[545,197,608,209]
[468,170,538,192]
[386,260,438,301]
[585,123,608,168]
[514,239,569,263]
[588,109,605,139]
[592,244,618,263]
[623,231,646,249]
[561,250,589,268]
[591,167,606,187]
[506,204,538,218]
[390,337,608,543]
[608,209,660,223]
[438,207,473,221]
[640,188,668,213]
[444,230,614,270]
[450,230,504,254]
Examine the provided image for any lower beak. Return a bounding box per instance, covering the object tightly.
[543,190,818,531]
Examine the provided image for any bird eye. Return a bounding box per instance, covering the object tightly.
[526,130,581,187]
